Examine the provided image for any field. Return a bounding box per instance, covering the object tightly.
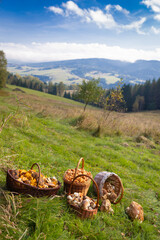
[85,71,120,84]
[0,85,160,240]
[7,66,82,84]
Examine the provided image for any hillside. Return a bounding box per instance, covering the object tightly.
[8,58,160,88]
[0,86,160,240]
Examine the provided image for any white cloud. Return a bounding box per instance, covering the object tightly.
[151,25,160,33]
[47,6,64,15]
[142,0,160,12]
[121,17,146,34]
[62,1,84,17]
[105,4,112,12]
[1,42,160,63]
[88,9,117,29]
[105,4,129,15]
[142,0,160,23]
[46,1,145,34]
[154,13,160,20]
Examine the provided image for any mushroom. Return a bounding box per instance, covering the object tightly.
[74,192,79,197]
[67,195,73,201]
[88,206,93,210]
[100,199,114,214]
[125,201,144,223]
[81,199,90,210]
[90,201,96,209]
[107,192,117,202]
[12,170,20,179]
[102,187,117,203]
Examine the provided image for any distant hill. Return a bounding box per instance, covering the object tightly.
[7,58,160,88]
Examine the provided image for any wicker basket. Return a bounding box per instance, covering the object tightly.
[63,158,92,195]
[68,174,99,219]
[94,171,124,204]
[6,163,61,197]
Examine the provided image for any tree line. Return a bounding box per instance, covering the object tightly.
[123,79,160,111]
[7,72,79,98]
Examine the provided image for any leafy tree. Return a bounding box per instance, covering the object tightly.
[78,78,103,112]
[0,50,7,88]
[94,79,126,136]
[103,79,126,112]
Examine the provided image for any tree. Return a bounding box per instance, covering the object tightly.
[48,82,54,94]
[132,95,145,112]
[57,82,65,97]
[0,50,7,88]
[94,79,126,136]
[123,84,133,112]
[104,79,126,112]
[155,78,160,109]
[78,78,103,112]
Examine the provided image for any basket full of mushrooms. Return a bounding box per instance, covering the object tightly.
[7,163,61,197]
[63,158,92,195]
[67,174,99,219]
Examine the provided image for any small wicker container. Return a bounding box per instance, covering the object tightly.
[68,174,99,219]
[63,158,92,195]
[6,163,61,197]
[94,171,123,204]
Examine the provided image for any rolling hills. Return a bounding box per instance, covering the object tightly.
[8,58,160,88]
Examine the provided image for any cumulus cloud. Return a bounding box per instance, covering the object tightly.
[142,0,160,12]
[88,9,117,29]
[1,42,160,63]
[47,6,64,15]
[62,1,84,17]
[46,1,145,34]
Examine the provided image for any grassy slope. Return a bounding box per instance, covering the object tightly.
[0,86,160,240]
[7,84,83,106]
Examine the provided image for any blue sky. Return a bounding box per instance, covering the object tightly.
[0,0,160,62]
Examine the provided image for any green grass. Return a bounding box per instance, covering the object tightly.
[6,84,84,106]
[0,86,160,240]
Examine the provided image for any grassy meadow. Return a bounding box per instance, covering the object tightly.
[0,85,160,240]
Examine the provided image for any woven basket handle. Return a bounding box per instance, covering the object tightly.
[114,180,124,204]
[30,163,41,187]
[74,158,84,178]
[68,174,100,208]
